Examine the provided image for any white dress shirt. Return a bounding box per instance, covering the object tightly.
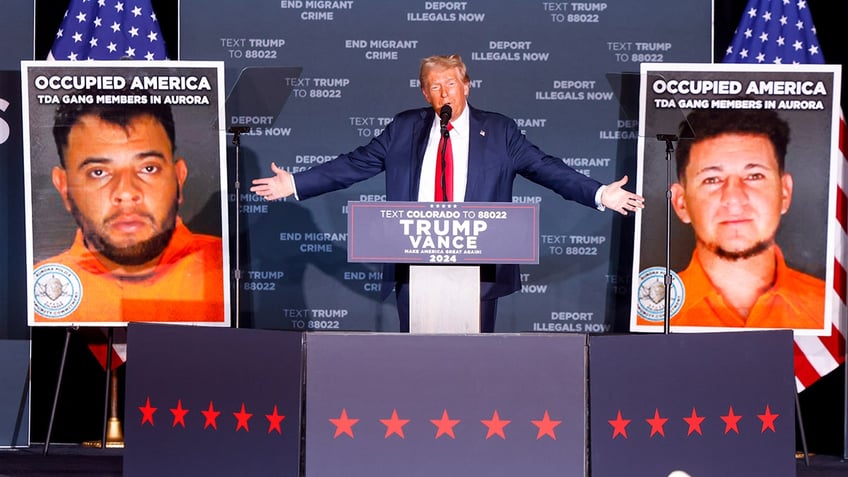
[417,103,470,202]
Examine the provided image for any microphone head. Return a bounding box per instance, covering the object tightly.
[439,104,452,124]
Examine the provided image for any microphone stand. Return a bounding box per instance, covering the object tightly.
[656,133,678,335]
[228,126,250,329]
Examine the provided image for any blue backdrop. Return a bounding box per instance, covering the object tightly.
[179,0,713,332]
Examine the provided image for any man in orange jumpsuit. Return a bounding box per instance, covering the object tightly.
[32,92,225,324]
[650,107,825,330]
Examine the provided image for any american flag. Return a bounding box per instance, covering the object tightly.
[49,0,167,61]
[724,0,847,392]
[47,0,169,370]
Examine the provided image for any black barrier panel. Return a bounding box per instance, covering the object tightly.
[0,69,30,446]
[0,3,33,70]
[0,70,27,341]
[124,324,304,477]
[589,330,795,477]
[0,339,29,447]
[304,333,587,476]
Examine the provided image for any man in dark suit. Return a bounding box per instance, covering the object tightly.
[251,54,644,332]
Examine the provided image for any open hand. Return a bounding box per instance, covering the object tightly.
[601,175,645,215]
[250,162,294,201]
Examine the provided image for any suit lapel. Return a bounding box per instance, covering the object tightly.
[409,109,433,200]
[465,106,486,201]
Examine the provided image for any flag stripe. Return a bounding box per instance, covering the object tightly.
[793,340,831,389]
[836,212,847,305]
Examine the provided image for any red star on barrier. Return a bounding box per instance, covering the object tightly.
[201,401,221,430]
[683,407,706,436]
[139,397,157,426]
[330,408,359,439]
[169,399,189,428]
[481,410,510,440]
[757,404,779,433]
[608,410,630,439]
[265,405,286,435]
[234,403,253,432]
[380,409,410,439]
[721,406,743,435]
[531,410,562,440]
[431,409,460,439]
[646,408,668,438]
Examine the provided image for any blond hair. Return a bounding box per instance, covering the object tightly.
[419,54,470,88]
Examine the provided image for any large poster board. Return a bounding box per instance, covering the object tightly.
[22,61,230,327]
[631,63,841,336]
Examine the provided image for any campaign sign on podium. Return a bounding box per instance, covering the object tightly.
[347,202,539,333]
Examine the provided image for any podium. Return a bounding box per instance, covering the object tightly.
[347,201,539,333]
[408,265,479,333]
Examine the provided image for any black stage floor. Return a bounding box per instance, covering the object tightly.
[0,445,846,477]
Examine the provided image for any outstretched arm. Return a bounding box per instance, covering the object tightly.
[601,175,644,215]
[250,162,295,201]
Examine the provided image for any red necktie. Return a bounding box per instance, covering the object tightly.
[435,123,454,202]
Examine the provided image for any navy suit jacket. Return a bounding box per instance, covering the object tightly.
[295,105,603,300]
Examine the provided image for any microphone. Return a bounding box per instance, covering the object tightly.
[439,104,452,136]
